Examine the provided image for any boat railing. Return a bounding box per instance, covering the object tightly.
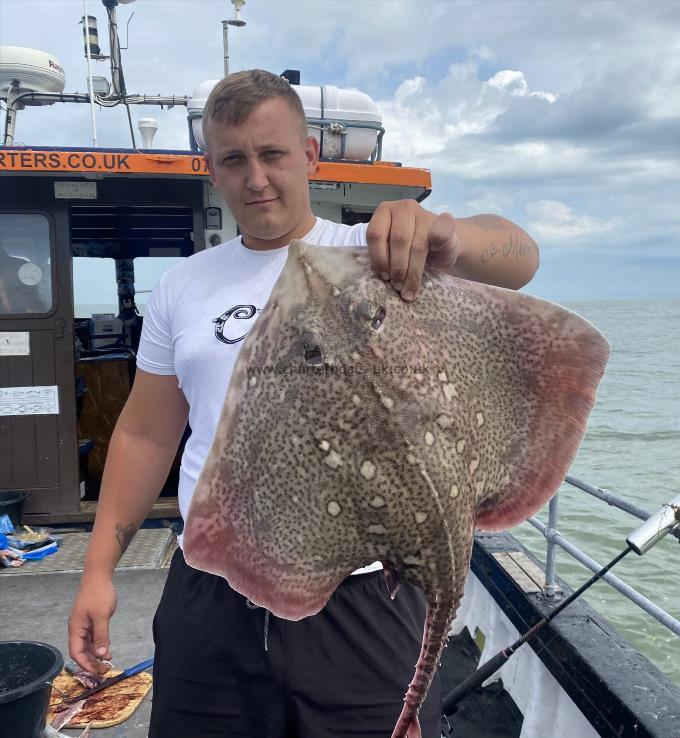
[525,474,680,637]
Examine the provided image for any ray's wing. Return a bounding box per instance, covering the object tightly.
[400,269,610,532]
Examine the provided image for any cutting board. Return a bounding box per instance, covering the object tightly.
[47,668,152,729]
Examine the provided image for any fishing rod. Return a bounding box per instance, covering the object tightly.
[442,493,680,716]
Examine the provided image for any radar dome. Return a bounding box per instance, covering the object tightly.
[0,46,66,103]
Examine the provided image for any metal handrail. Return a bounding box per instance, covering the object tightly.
[566,475,680,542]
[525,478,680,638]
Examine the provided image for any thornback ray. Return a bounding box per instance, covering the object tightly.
[184,241,610,738]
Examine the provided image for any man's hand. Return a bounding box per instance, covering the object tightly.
[68,575,117,674]
[366,200,459,301]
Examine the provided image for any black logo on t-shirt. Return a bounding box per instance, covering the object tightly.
[213,304,261,344]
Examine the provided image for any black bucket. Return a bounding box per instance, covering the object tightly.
[0,641,64,738]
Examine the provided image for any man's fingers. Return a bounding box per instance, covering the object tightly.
[366,204,392,280]
[368,202,457,299]
[69,620,100,674]
[93,615,111,661]
[386,206,416,292]
[427,212,459,272]
[401,217,431,301]
[368,201,417,290]
[428,212,457,252]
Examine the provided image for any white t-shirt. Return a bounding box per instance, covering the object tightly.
[137,217,381,574]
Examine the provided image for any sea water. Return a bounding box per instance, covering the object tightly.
[514,300,680,686]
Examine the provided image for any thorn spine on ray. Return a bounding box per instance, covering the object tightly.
[443,383,457,400]
[324,450,343,468]
[436,415,453,428]
[327,500,341,517]
[361,460,377,480]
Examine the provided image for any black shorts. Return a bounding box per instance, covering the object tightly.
[149,549,442,738]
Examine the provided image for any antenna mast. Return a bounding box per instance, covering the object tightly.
[82,1,98,146]
[223,0,246,77]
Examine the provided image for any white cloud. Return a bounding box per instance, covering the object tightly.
[376,64,577,181]
[486,70,557,103]
[394,77,426,101]
[377,62,508,161]
[526,200,622,242]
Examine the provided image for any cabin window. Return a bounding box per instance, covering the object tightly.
[0,213,53,316]
[73,257,119,318]
[133,256,184,315]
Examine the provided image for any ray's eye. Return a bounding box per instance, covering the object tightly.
[305,347,324,366]
[371,306,386,331]
[301,331,324,366]
[356,299,386,330]
[356,300,376,320]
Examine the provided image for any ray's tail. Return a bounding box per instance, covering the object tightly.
[390,589,458,738]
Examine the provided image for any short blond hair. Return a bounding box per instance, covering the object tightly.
[202,69,308,149]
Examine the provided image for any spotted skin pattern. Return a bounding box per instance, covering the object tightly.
[184,242,610,738]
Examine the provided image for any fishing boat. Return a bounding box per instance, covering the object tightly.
[1,2,678,736]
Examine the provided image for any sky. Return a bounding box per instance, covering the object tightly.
[1,0,679,301]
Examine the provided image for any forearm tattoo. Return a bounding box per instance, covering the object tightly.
[115,522,137,554]
[481,234,538,263]
[466,215,538,264]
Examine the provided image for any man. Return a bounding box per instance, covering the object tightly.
[68,69,539,737]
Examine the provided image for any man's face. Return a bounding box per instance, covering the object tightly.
[205,97,319,249]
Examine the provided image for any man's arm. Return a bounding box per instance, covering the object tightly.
[68,369,189,673]
[366,201,539,299]
[450,214,539,290]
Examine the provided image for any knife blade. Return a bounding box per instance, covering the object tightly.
[64,657,154,703]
